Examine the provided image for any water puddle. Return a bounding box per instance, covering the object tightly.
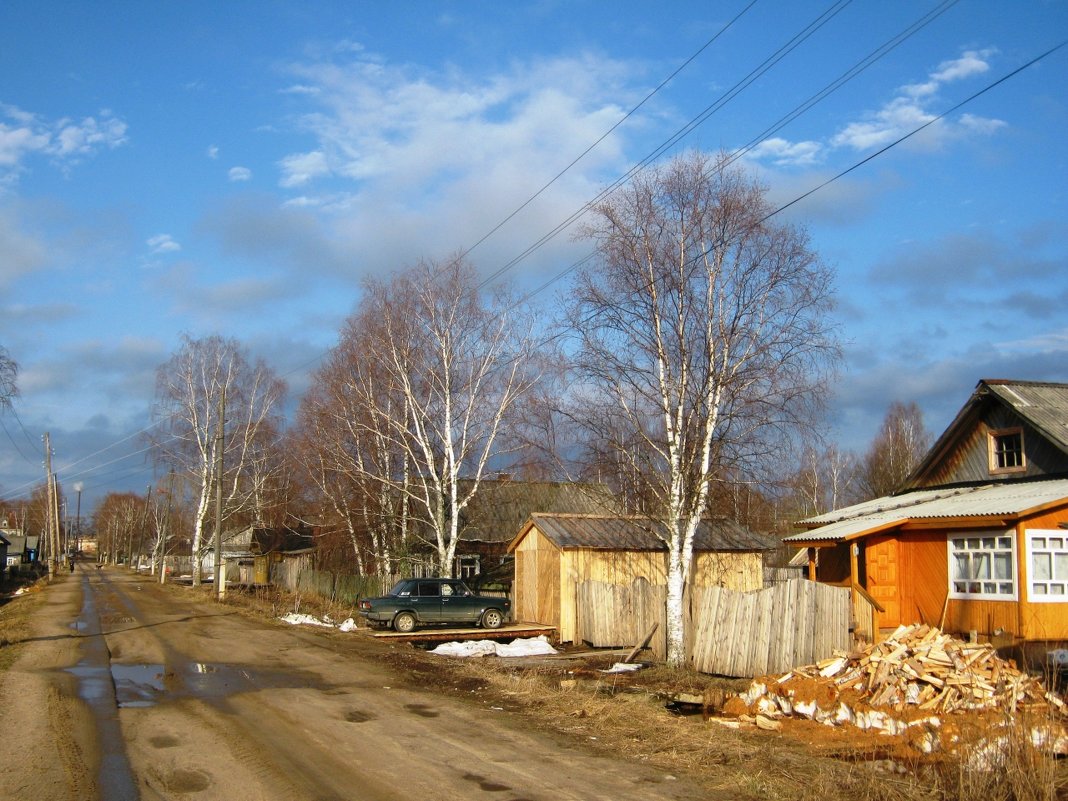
[112,663,166,708]
[69,660,331,710]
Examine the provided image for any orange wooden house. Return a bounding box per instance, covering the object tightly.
[784,379,1068,650]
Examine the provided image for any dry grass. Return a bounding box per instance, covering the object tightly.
[438,654,1066,801]
[0,576,49,671]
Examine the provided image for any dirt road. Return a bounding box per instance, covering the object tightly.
[0,566,704,801]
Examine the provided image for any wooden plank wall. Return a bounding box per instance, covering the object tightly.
[576,579,667,659]
[689,579,851,676]
[574,578,850,676]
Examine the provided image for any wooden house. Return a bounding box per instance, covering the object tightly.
[784,379,1068,648]
[508,513,774,644]
[220,525,317,585]
[449,478,618,581]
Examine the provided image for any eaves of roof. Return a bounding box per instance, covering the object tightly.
[783,478,1068,545]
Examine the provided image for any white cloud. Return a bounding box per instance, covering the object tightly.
[207,144,219,159]
[261,52,633,281]
[228,166,252,182]
[276,52,630,196]
[147,233,180,254]
[832,49,1002,152]
[279,84,320,96]
[746,137,822,167]
[278,150,330,187]
[0,103,127,183]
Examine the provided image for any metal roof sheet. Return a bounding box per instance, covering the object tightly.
[784,478,1068,543]
[522,514,775,552]
[985,380,1068,452]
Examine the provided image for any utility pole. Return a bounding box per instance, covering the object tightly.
[43,432,56,579]
[213,386,226,600]
[73,482,82,556]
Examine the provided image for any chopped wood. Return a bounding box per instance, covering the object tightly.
[729,624,1067,738]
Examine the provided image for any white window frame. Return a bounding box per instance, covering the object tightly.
[988,427,1026,475]
[455,554,480,580]
[1027,529,1068,603]
[947,531,1017,601]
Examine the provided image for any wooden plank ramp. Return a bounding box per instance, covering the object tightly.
[369,622,557,644]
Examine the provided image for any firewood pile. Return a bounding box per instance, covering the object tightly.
[726,624,1067,741]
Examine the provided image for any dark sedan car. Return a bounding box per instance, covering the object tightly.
[357,578,510,633]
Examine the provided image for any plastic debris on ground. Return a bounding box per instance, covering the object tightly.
[601,662,643,674]
[430,635,558,658]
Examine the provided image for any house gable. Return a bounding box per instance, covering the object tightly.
[904,379,1068,490]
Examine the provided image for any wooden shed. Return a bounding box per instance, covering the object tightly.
[508,513,774,645]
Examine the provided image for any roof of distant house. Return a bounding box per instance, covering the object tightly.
[511,513,776,552]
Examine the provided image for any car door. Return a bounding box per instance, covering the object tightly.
[440,580,479,624]
[413,581,443,622]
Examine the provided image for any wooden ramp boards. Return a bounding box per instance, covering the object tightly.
[369,623,556,644]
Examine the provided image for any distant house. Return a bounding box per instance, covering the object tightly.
[221,525,317,585]
[784,379,1068,648]
[4,534,39,568]
[0,533,9,578]
[509,513,775,644]
[448,478,619,580]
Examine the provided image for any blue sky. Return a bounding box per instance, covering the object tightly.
[1,1,1066,512]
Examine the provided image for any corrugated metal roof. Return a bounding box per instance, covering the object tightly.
[985,380,1068,452]
[458,479,618,543]
[523,514,775,552]
[784,478,1068,543]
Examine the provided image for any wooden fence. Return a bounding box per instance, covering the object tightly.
[575,577,850,676]
[689,580,851,676]
[576,578,668,659]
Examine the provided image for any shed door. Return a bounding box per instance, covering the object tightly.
[865,536,901,627]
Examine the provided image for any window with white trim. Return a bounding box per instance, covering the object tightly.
[455,554,480,579]
[948,532,1017,600]
[988,427,1025,474]
[1028,530,1068,601]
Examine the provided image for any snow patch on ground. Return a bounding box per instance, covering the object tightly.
[278,613,357,630]
[431,636,558,658]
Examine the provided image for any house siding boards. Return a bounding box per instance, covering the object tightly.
[918,409,1064,487]
[906,379,1068,489]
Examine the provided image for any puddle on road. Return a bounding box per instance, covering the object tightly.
[112,663,166,708]
[69,660,332,709]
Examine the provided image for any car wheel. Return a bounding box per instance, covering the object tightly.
[481,609,504,629]
[393,612,417,633]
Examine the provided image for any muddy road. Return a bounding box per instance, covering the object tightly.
[0,566,702,801]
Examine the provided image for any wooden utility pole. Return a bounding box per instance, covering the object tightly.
[213,386,226,599]
[43,432,56,579]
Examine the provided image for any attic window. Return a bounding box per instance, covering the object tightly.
[989,427,1025,474]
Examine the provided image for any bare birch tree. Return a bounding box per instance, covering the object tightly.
[150,334,286,585]
[334,256,538,575]
[858,400,929,499]
[568,152,838,665]
[0,345,16,410]
[291,375,405,578]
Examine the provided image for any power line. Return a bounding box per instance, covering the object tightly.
[476,0,856,290]
[456,0,762,263]
[513,38,1067,339]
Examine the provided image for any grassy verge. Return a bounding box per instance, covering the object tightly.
[0,576,50,672]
